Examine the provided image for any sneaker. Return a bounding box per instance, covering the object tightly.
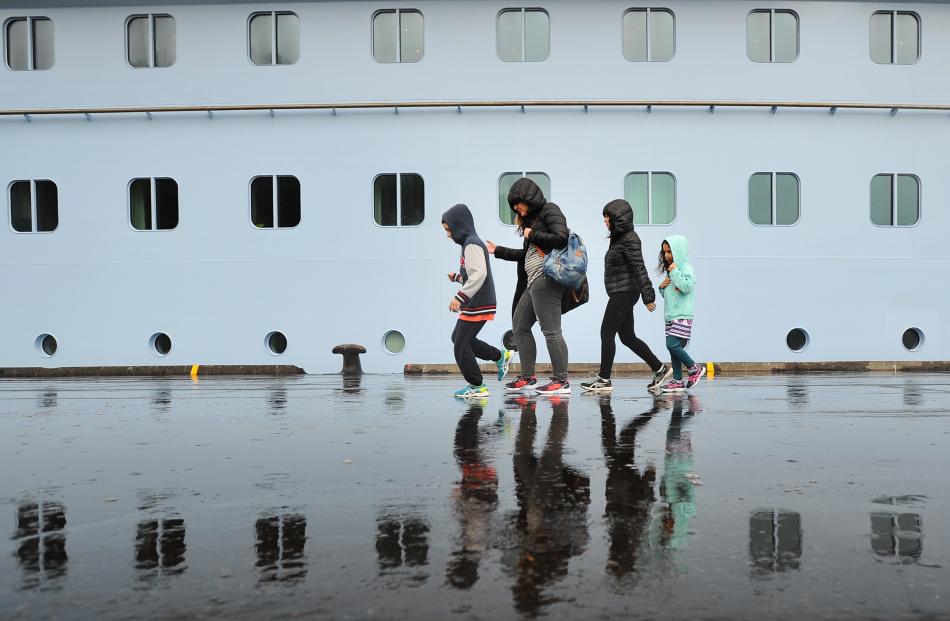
[496,349,513,382]
[660,379,686,394]
[534,379,571,395]
[505,375,537,392]
[686,364,706,389]
[647,364,673,393]
[455,384,489,398]
[580,375,613,393]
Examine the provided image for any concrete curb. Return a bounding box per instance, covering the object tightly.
[0,365,305,378]
[404,361,950,376]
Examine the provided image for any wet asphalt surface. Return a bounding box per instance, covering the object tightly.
[0,373,948,620]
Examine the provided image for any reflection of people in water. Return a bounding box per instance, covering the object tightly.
[505,396,590,617]
[651,395,701,553]
[446,399,500,589]
[601,395,662,578]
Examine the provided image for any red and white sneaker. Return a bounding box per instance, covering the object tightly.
[660,379,686,394]
[505,375,538,392]
[686,364,706,388]
[534,379,571,395]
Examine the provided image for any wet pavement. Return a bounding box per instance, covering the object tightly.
[1,373,949,620]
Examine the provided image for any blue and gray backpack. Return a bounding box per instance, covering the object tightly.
[543,232,588,290]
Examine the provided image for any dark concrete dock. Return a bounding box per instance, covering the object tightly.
[1,374,948,620]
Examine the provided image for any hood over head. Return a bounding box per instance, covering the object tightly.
[506,177,547,215]
[663,234,689,266]
[603,199,634,236]
[441,203,477,246]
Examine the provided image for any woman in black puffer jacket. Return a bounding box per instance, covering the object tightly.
[580,199,671,394]
[486,178,571,394]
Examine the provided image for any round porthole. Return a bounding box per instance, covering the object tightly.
[383,330,405,354]
[149,332,172,356]
[35,334,57,358]
[786,328,809,352]
[902,328,924,352]
[266,331,288,355]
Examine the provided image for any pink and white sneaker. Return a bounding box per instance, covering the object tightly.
[686,364,706,389]
[660,379,686,394]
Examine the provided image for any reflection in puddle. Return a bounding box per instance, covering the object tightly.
[38,387,58,411]
[255,513,308,585]
[871,512,923,562]
[135,518,187,584]
[14,501,68,591]
[267,386,288,413]
[749,509,803,577]
[375,513,430,584]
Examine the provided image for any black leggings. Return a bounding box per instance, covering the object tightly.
[599,292,662,379]
[452,319,502,386]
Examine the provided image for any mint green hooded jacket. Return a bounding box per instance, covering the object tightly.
[658,235,695,321]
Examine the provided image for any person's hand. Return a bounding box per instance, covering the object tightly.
[449,298,461,313]
[486,240,496,254]
[523,228,533,239]
[659,277,671,289]
[668,262,677,272]
[646,302,657,312]
[447,272,458,282]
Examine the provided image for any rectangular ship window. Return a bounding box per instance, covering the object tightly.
[871,174,919,226]
[749,172,799,226]
[624,172,676,225]
[623,9,674,62]
[499,172,550,225]
[747,10,798,63]
[373,9,424,63]
[375,174,425,227]
[9,180,58,233]
[127,15,176,68]
[129,178,179,230]
[251,176,301,228]
[870,11,919,65]
[497,8,549,62]
[5,17,54,70]
[249,12,299,66]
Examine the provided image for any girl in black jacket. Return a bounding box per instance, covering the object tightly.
[580,199,671,393]
[487,178,572,395]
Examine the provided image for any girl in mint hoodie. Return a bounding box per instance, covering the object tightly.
[656,235,705,393]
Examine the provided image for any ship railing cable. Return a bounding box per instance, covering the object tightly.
[2,99,950,117]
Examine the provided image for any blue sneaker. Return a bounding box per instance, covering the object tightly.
[455,384,489,398]
[496,349,513,381]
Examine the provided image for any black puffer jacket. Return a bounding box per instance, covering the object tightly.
[494,178,570,315]
[602,199,655,304]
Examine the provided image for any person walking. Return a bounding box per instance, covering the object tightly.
[581,199,671,393]
[487,178,571,395]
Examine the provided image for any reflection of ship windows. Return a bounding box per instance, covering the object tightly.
[375,516,430,571]
[747,10,799,63]
[127,14,175,68]
[255,514,307,583]
[14,501,68,590]
[497,8,549,62]
[135,519,187,579]
[251,176,301,228]
[871,512,922,561]
[871,174,919,227]
[749,509,802,576]
[249,12,299,66]
[374,173,424,227]
[130,178,179,230]
[372,9,424,63]
[624,172,676,225]
[623,9,675,62]
[9,180,58,233]
[870,11,919,65]
[5,17,54,70]
[750,172,799,226]
[499,172,550,225]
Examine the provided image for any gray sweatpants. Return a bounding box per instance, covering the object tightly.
[513,275,569,381]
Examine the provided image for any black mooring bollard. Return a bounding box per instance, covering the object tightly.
[332,344,366,376]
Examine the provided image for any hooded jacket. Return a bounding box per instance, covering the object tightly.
[442,204,497,322]
[602,199,655,303]
[658,234,695,321]
[493,178,570,314]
